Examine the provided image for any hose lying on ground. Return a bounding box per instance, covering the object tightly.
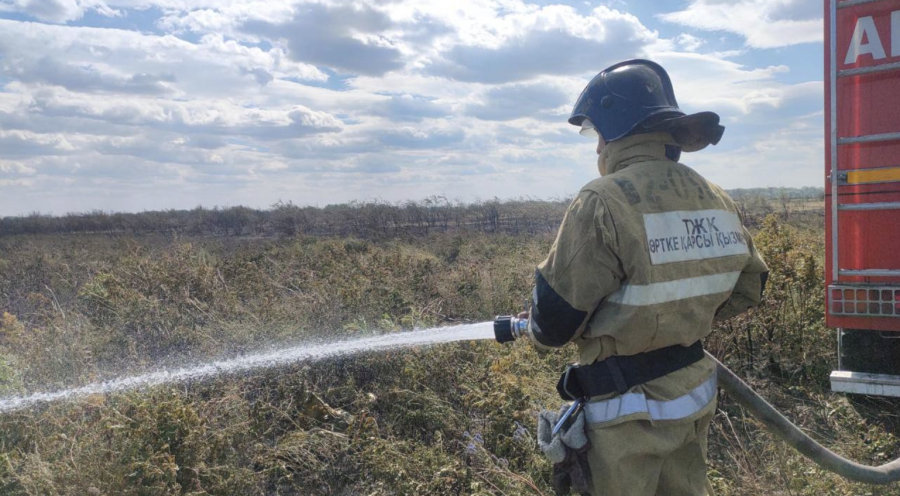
[709,352,900,485]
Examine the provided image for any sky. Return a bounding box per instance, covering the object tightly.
[0,0,825,215]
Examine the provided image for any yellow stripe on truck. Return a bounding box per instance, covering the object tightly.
[846,167,900,185]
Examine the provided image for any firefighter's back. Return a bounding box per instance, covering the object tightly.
[578,144,753,366]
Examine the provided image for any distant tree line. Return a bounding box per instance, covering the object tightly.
[727,186,825,201]
[0,188,824,238]
[0,197,570,238]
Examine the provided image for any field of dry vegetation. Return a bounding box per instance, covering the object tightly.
[1,192,899,495]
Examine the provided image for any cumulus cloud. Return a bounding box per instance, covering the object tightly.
[0,161,37,175]
[465,81,569,121]
[686,111,823,189]
[273,135,382,160]
[376,126,466,149]
[660,0,822,49]
[349,156,402,174]
[0,0,824,215]
[0,20,327,99]
[652,51,797,115]
[428,6,657,83]
[0,0,119,23]
[94,135,217,165]
[4,57,175,94]
[27,88,343,137]
[674,33,704,52]
[0,129,75,158]
[244,3,405,76]
[370,94,449,122]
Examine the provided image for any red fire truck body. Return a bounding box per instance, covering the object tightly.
[826,0,900,396]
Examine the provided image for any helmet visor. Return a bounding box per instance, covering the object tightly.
[579,118,600,138]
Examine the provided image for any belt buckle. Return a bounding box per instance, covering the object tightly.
[562,364,581,400]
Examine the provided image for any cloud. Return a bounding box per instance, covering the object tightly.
[244,3,405,76]
[243,67,274,86]
[0,161,37,176]
[465,81,569,121]
[4,57,175,94]
[674,33,704,52]
[349,156,402,174]
[154,2,296,38]
[427,6,657,83]
[370,94,449,122]
[27,88,343,138]
[686,111,823,189]
[376,126,466,149]
[0,0,119,23]
[660,0,822,49]
[0,129,74,158]
[0,0,826,215]
[766,0,821,22]
[94,135,220,165]
[0,20,327,102]
[185,135,226,150]
[273,135,382,160]
[651,51,800,115]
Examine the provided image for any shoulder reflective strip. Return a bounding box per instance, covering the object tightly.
[583,373,717,424]
[846,167,900,185]
[606,271,741,306]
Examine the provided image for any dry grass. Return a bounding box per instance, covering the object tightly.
[0,206,898,495]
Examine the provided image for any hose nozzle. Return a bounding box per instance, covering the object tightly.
[493,315,528,344]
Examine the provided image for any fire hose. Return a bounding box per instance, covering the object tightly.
[494,316,900,485]
[710,352,900,485]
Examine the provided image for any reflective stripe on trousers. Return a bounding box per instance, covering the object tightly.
[584,373,717,424]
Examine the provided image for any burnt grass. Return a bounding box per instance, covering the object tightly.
[1,200,899,495]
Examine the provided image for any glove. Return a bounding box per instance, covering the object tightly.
[537,405,587,462]
[537,404,592,495]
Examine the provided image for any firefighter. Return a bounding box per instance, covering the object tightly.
[522,60,768,495]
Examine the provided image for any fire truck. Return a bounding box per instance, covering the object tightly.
[826,0,900,397]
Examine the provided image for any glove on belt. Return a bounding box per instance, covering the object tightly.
[557,341,704,400]
[538,404,592,496]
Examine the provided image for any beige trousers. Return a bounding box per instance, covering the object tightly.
[585,409,715,496]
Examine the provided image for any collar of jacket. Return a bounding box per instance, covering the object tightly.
[599,132,677,176]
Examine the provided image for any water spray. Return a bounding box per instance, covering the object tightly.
[0,322,495,414]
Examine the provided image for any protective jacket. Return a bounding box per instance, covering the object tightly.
[529,132,767,428]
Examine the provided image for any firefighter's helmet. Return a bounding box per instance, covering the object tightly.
[569,59,725,152]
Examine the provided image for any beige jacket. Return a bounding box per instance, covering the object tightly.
[529,132,767,427]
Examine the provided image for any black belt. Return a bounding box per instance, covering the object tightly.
[557,341,705,400]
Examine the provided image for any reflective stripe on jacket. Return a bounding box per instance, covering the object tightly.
[529,132,768,427]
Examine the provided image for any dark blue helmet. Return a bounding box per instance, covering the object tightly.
[569,59,724,151]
